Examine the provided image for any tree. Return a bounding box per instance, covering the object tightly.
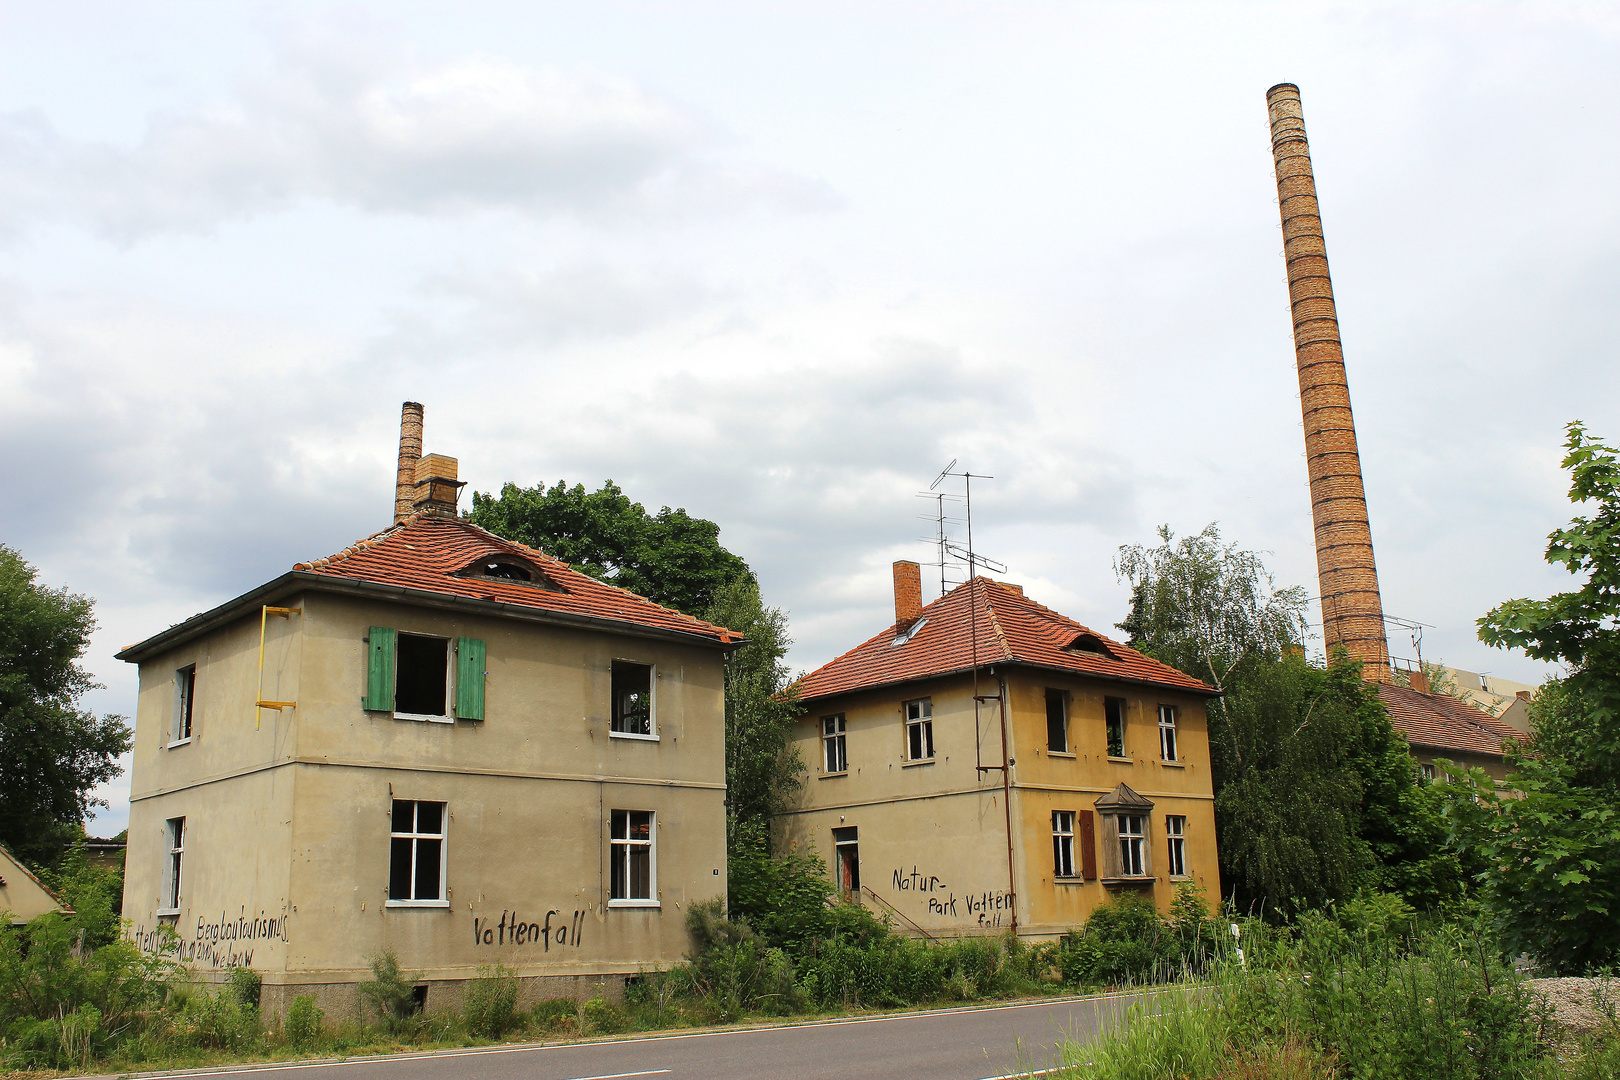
[0,546,131,867]
[467,480,752,616]
[1450,422,1620,973]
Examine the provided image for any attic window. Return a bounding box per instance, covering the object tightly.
[452,556,555,590]
[891,618,928,647]
[1066,633,1114,658]
[481,562,531,582]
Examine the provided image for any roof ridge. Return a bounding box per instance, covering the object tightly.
[294,515,423,571]
[979,579,1013,663]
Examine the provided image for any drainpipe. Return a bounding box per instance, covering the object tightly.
[995,669,1017,935]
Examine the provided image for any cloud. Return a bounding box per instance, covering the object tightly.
[0,33,829,242]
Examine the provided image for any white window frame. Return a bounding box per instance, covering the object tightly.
[393,634,455,724]
[1419,762,1437,783]
[386,800,449,908]
[903,697,934,762]
[608,809,658,907]
[822,714,848,774]
[1166,815,1187,878]
[1118,813,1146,877]
[1052,810,1076,878]
[1158,704,1179,762]
[609,660,658,741]
[170,665,196,747]
[159,816,185,915]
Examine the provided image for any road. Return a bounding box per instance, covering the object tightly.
[108,993,1148,1080]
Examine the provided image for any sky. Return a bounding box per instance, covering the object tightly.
[2,2,1615,836]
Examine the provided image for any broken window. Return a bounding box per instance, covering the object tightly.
[389,800,446,905]
[1158,704,1179,762]
[1117,814,1146,877]
[1052,810,1076,878]
[481,561,531,581]
[1105,697,1127,758]
[1166,815,1187,877]
[1046,689,1068,753]
[610,809,655,903]
[822,714,847,773]
[833,826,860,896]
[160,817,185,914]
[396,635,450,718]
[611,661,654,737]
[173,665,196,745]
[904,697,934,761]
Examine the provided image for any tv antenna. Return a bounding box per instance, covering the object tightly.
[917,460,1006,597]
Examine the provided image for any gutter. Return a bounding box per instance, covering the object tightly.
[116,571,743,664]
[793,660,1220,708]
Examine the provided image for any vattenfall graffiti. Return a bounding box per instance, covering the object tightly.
[472,909,585,951]
[129,906,290,969]
[924,889,1015,927]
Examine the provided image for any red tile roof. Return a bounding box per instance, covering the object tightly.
[792,577,1216,703]
[1376,682,1522,758]
[294,513,740,645]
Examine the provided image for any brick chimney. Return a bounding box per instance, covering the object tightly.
[394,402,424,523]
[412,453,466,517]
[893,561,923,631]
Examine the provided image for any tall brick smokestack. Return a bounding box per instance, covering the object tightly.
[1266,84,1391,681]
[394,402,424,524]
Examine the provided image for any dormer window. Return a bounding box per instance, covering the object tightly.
[1065,632,1115,658]
[481,561,531,582]
[452,555,555,590]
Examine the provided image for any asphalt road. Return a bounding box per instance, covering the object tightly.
[112,994,1148,1080]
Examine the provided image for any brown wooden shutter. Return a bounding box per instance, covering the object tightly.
[1079,809,1097,880]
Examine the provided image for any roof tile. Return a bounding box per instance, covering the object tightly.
[1376,682,1521,758]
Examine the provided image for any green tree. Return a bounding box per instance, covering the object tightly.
[1452,422,1620,973]
[0,546,131,867]
[467,479,752,615]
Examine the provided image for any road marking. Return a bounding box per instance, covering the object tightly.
[120,1052,669,1078]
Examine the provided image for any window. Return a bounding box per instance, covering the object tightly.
[1052,811,1076,878]
[389,800,447,905]
[172,665,196,744]
[396,635,450,719]
[611,661,654,737]
[610,810,655,904]
[1105,697,1127,757]
[833,826,860,896]
[1118,814,1146,877]
[1045,689,1068,753]
[1419,763,1437,783]
[904,698,934,761]
[159,817,185,914]
[1166,815,1187,877]
[1158,704,1179,762]
[822,714,848,773]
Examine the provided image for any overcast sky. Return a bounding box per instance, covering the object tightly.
[3,2,1614,836]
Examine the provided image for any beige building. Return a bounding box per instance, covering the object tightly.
[776,563,1221,940]
[1,843,69,926]
[117,430,738,1013]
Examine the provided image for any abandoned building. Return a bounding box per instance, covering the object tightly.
[776,561,1221,940]
[1,843,69,927]
[118,403,738,1013]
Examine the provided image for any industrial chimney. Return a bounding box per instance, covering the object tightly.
[1266,84,1392,681]
[394,402,424,524]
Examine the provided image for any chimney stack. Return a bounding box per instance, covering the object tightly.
[412,453,465,517]
[893,561,923,630]
[1266,84,1392,682]
[394,402,424,524]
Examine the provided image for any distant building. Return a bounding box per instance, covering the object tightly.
[1376,681,1524,785]
[777,561,1220,939]
[1,843,69,926]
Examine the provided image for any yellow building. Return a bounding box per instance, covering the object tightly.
[1,843,69,926]
[117,451,738,1014]
[777,562,1220,939]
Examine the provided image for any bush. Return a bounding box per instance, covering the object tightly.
[463,965,520,1039]
[530,996,579,1034]
[169,985,261,1051]
[684,899,799,1020]
[1059,892,1175,987]
[581,997,628,1034]
[227,965,262,1010]
[285,993,323,1047]
[357,952,420,1033]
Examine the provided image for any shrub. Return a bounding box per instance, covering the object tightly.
[357,952,420,1033]
[227,965,262,1010]
[581,997,628,1035]
[463,965,520,1039]
[285,993,323,1047]
[684,899,798,1020]
[530,997,579,1034]
[1060,893,1174,987]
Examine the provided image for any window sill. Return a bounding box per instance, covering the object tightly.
[609,731,659,742]
[385,900,450,909]
[166,738,192,749]
[607,899,661,909]
[1106,756,1134,764]
[1046,751,1076,759]
[1100,876,1155,886]
[1169,874,1193,882]
[1159,760,1186,768]
[901,758,935,768]
[156,907,180,917]
[1053,876,1089,885]
[819,771,849,779]
[394,713,453,724]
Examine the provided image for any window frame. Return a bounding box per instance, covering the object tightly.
[1118,813,1147,877]
[1045,689,1069,754]
[821,714,848,774]
[609,660,657,741]
[1166,814,1188,878]
[1105,696,1127,758]
[1158,704,1179,762]
[608,809,658,907]
[833,826,860,896]
[1052,810,1077,879]
[903,697,934,763]
[393,634,455,724]
[171,665,196,747]
[386,799,449,908]
[158,816,185,915]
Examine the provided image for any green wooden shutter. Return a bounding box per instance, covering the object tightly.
[364,627,396,711]
[455,637,486,721]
